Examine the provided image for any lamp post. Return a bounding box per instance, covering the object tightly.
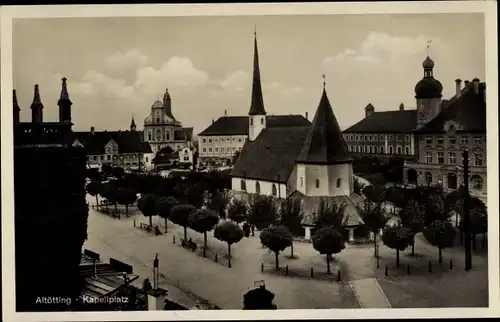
[462,149,472,271]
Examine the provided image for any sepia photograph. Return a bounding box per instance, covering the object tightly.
[1,2,498,321]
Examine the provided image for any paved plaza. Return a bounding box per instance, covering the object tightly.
[84,195,488,309]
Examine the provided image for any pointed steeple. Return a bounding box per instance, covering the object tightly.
[58,77,73,124]
[248,30,266,116]
[13,90,21,125]
[30,84,44,123]
[130,115,137,131]
[163,88,175,119]
[296,84,351,164]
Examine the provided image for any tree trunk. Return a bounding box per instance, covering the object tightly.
[472,234,477,251]
[373,232,377,257]
[396,249,400,268]
[115,203,119,219]
[164,218,168,233]
[203,232,207,257]
[290,242,294,257]
[411,241,415,256]
[251,225,255,236]
[438,247,443,263]
[125,205,129,216]
[184,226,187,241]
[228,244,232,268]
[274,252,279,271]
[95,195,99,209]
[326,254,331,274]
[149,216,153,227]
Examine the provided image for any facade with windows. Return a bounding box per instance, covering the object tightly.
[143,88,193,155]
[342,103,417,159]
[403,73,487,201]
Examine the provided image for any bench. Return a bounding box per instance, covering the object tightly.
[139,223,162,235]
[180,238,198,251]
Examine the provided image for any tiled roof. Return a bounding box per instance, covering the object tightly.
[176,127,194,141]
[296,88,351,165]
[197,115,311,136]
[289,190,364,227]
[71,130,152,155]
[230,126,309,182]
[414,84,486,133]
[343,110,417,133]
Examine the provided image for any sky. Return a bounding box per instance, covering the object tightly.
[12,14,485,135]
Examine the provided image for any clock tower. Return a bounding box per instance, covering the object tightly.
[414,52,443,128]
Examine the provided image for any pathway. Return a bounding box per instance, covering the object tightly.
[348,278,391,308]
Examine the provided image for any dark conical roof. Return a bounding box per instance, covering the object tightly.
[30,84,44,110]
[130,116,136,129]
[57,77,72,106]
[13,89,20,112]
[296,87,351,164]
[248,31,266,116]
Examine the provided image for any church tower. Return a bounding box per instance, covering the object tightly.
[414,51,443,128]
[30,84,44,123]
[248,30,267,142]
[295,78,353,197]
[13,89,20,125]
[163,88,175,120]
[130,116,137,131]
[58,77,73,124]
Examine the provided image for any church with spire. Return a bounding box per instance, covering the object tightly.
[143,88,194,156]
[228,31,365,242]
[197,31,310,165]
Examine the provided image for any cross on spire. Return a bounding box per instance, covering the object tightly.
[426,40,432,56]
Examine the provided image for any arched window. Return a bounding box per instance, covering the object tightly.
[471,175,483,190]
[241,180,246,191]
[379,146,384,154]
[396,146,402,155]
[156,129,162,140]
[425,172,432,185]
[315,179,320,188]
[255,181,261,194]
[447,173,457,190]
[272,184,277,196]
[300,177,304,187]
[166,132,170,141]
[389,146,394,154]
[250,118,253,126]
[336,178,341,188]
[148,131,152,141]
[261,118,264,125]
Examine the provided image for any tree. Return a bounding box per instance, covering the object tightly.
[156,196,178,233]
[207,190,232,219]
[353,177,366,195]
[382,225,413,268]
[247,195,279,233]
[460,197,488,250]
[227,199,247,224]
[101,183,120,215]
[363,184,387,205]
[312,226,346,273]
[170,204,197,241]
[423,220,456,263]
[358,202,389,257]
[112,166,125,178]
[86,181,102,208]
[214,221,244,268]
[116,188,137,216]
[101,164,113,177]
[137,193,157,227]
[243,285,277,310]
[260,225,293,270]
[188,209,220,257]
[279,197,303,258]
[312,198,346,231]
[424,192,452,225]
[399,199,426,256]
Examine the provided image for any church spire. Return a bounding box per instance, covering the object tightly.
[248,29,266,116]
[296,80,351,164]
[58,77,73,124]
[13,89,20,125]
[30,84,44,123]
[130,115,137,131]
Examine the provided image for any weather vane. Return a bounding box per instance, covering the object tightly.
[322,74,327,89]
[426,40,432,56]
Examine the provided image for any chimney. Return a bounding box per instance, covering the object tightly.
[305,112,309,120]
[212,118,214,124]
[464,80,470,87]
[455,78,462,98]
[365,103,375,118]
[224,110,227,117]
[90,126,95,135]
[399,103,404,111]
[472,78,480,94]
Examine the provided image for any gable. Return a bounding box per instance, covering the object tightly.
[72,140,84,148]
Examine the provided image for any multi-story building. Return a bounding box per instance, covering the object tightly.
[342,103,417,159]
[71,120,154,171]
[143,88,193,155]
[404,77,487,201]
[197,112,309,164]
